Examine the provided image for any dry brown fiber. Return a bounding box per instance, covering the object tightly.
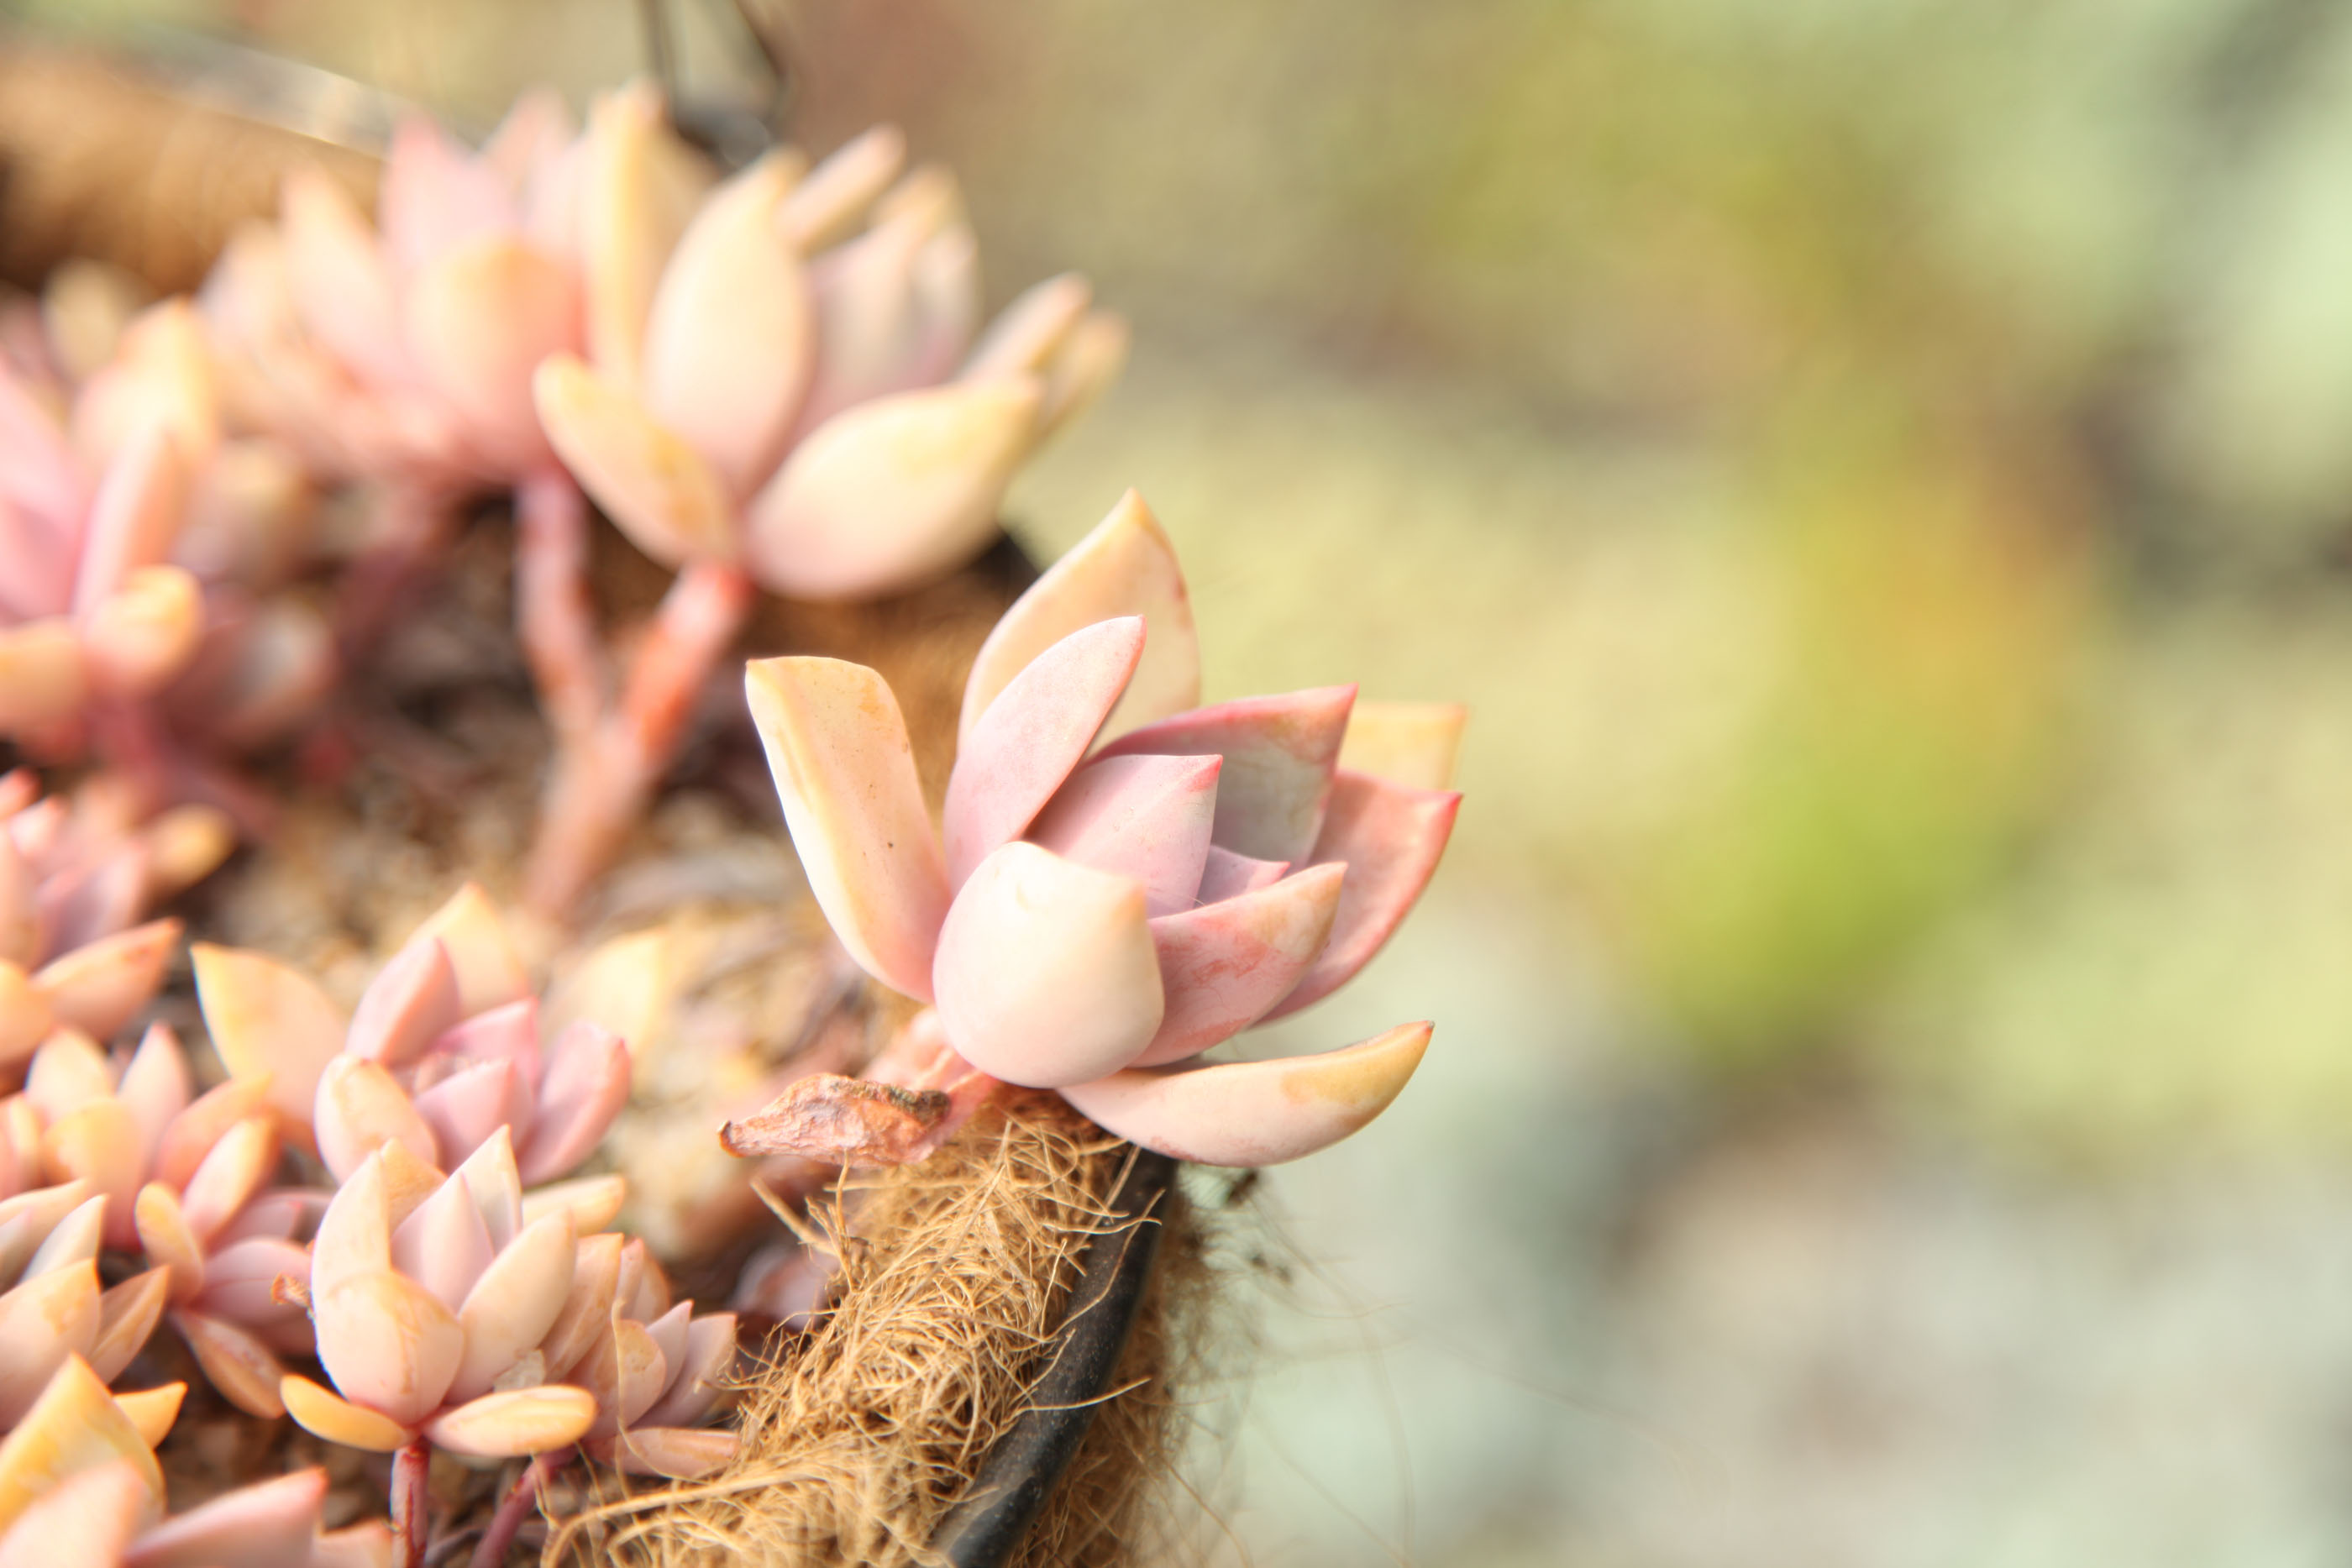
[546,1095,1194,1568]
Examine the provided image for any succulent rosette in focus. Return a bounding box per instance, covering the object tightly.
[531,111,1126,601]
[733,492,1462,1166]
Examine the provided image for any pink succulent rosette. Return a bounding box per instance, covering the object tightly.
[0,1445,390,1568]
[735,491,1462,1167]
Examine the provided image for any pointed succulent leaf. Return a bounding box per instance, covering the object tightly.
[961,490,1198,747]
[1100,686,1357,865]
[942,616,1144,887]
[517,1020,631,1185]
[37,920,180,1041]
[81,566,202,698]
[281,170,408,390]
[1035,310,1129,441]
[405,234,579,472]
[0,620,87,736]
[346,936,460,1067]
[89,1268,170,1382]
[744,657,948,1000]
[175,1308,288,1418]
[0,1356,160,1534]
[962,274,1091,383]
[775,125,906,253]
[742,378,1041,600]
[932,842,1164,1088]
[174,1114,278,1242]
[533,354,736,566]
[407,884,531,1016]
[0,1456,143,1566]
[412,1057,528,1172]
[278,1373,410,1452]
[580,86,709,385]
[314,1057,435,1186]
[1063,1021,1431,1166]
[425,1384,596,1459]
[0,1262,100,1424]
[1263,770,1462,1020]
[1336,700,1467,791]
[388,1171,494,1314]
[121,1464,327,1568]
[380,113,516,272]
[192,941,346,1147]
[314,1267,463,1428]
[1027,753,1221,917]
[449,1209,575,1403]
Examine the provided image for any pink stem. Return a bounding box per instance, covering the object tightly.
[467,1446,571,1568]
[392,1436,432,1568]
[522,559,753,917]
[513,470,605,751]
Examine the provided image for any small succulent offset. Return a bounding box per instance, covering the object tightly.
[727,492,1462,1167]
[522,100,1125,912]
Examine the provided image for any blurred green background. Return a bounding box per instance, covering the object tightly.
[26,0,2352,1560]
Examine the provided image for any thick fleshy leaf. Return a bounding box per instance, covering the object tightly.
[314,1268,462,1427]
[112,1382,183,1449]
[1062,1021,1431,1166]
[1336,700,1467,791]
[453,1128,525,1251]
[380,114,514,274]
[1100,686,1357,866]
[580,1318,666,1436]
[152,1076,275,1193]
[0,619,86,735]
[176,1114,278,1242]
[279,1373,409,1451]
[641,151,815,493]
[90,1268,170,1382]
[0,1183,92,1282]
[960,490,1197,748]
[309,1151,392,1299]
[449,1209,575,1402]
[942,616,1144,887]
[388,1171,493,1314]
[1036,310,1129,441]
[39,1104,140,1244]
[742,378,1041,600]
[186,1237,311,1329]
[517,1020,631,1185]
[134,1185,204,1299]
[790,171,969,432]
[123,1465,325,1568]
[176,1308,289,1417]
[314,1057,437,1185]
[24,1193,104,1279]
[406,234,579,472]
[533,354,735,566]
[775,125,905,253]
[25,1031,113,1121]
[1027,753,1221,917]
[521,1174,627,1236]
[72,421,187,619]
[0,1263,99,1424]
[1194,846,1290,903]
[580,86,707,385]
[0,1455,144,1567]
[407,884,531,1016]
[603,1426,738,1480]
[539,1232,622,1377]
[346,936,460,1067]
[1263,770,1462,1020]
[932,842,1164,1088]
[37,919,179,1041]
[1136,863,1346,1065]
[426,1384,596,1458]
[428,996,542,1074]
[114,1024,192,1159]
[281,170,408,390]
[640,1313,737,1428]
[412,1057,529,1171]
[81,565,202,697]
[0,1356,160,1534]
[744,657,948,1000]
[961,273,1091,382]
[192,942,345,1148]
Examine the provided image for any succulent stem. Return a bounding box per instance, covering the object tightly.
[466,1445,571,1568]
[391,1435,432,1568]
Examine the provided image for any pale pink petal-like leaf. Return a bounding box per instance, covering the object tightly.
[533,354,736,566]
[39,1105,140,1247]
[313,1057,435,1186]
[407,883,531,1016]
[281,170,408,389]
[1027,753,1220,917]
[412,1057,528,1174]
[380,113,515,272]
[452,1127,525,1251]
[519,1173,627,1236]
[932,842,1163,1088]
[639,1313,736,1428]
[774,125,906,252]
[176,1308,288,1417]
[1100,685,1357,865]
[0,1355,160,1529]
[484,88,578,189]
[309,1151,392,1300]
[122,1465,325,1568]
[960,489,1196,747]
[580,1317,666,1437]
[388,1168,494,1314]
[346,936,460,1067]
[314,1267,462,1427]
[744,657,948,1000]
[743,378,1041,600]
[1035,310,1129,442]
[36,916,179,1042]
[114,1021,192,1157]
[80,565,202,697]
[1138,863,1345,1065]
[134,1185,204,1300]
[90,1267,169,1382]
[602,1426,738,1480]
[580,86,709,385]
[0,1457,143,1568]
[1062,1021,1431,1166]
[0,619,86,735]
[192,941,345,1150]
[539,1233,622,1379]
[405,234,579,473]
[962,273,1091,383]
[425,1384,596,1458]
[942,616,1143,887]
[112,1379,182,1449]
[152,1077,275,1193]
[449,1209,575,1403]
[642,151,815,494]
[1336,700,1467,791]
[176,1115,278,1243]
[210,1187,328,1247]
[1263,770,1462,1020]
[790,171,967,432]
[1194,846,1290,903]
[426,996,543,1075]
[517,1020,631,1186]
[186,1236,311,1330]
[0,1263,98,1424]
[24,1194,105,1278]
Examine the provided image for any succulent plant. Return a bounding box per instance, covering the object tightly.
[0,1179,168,1428]
[1,1022,303,1419]
[726,491,1462,1167]
[517,99,1125,912]
[553,1236,738,1481]
[0,1360,386,1566]
[280,1135,597,1461]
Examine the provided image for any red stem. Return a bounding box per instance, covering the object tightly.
[467,1445,572,1568]
[392,1436,432,1568]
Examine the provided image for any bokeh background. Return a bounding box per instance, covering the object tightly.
[18,1,2352,1560]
